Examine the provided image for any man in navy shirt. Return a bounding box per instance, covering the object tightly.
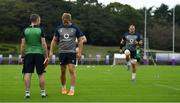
[120,25,143,81]
[49,13,84,96]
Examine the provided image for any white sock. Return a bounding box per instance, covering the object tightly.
[70,86,75,91]
[62,85,66,89]
[132,73,136,79]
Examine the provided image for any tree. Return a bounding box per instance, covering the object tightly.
[154,4,171,24]
[175,5,180,26]
[0,1,180,52]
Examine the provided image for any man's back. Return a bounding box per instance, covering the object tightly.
[24,25,44,54]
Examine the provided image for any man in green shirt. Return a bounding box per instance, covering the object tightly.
[20,14,48,99]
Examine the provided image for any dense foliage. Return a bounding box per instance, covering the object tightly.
[0,0,180,51]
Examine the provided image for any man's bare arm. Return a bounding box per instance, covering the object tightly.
[20,38,26,58]
[41,37,48,58]
[49,36,58,58]
[77,36,84,59]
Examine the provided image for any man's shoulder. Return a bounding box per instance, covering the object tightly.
[134,32,142,38]
[135,32,141,35]
[124,32,141,36]
[24,25,42,30]
[55,24,64,30]
[71,24,80,29]
[124,32,130,36]
[71,24,78,27]
[24,25,31,30]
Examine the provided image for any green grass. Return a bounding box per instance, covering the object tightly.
[0,65,180,102]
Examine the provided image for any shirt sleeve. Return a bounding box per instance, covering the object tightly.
[122,33,126,40]
[41,28,46,38]
[137,33,142,41]
[21,32,25,38]
[75,26,83,38]
[21,28,25,39]
[54,27,60,39]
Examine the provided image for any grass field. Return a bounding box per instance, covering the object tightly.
[0,65,180,102]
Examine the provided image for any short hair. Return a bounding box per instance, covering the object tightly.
[129,24,135,28]
[30,14,40,22]
[62,13,72,21]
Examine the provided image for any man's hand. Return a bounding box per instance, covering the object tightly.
[49,36,57,60]
[43,57,49,69]
[135,41,139,45]
[119,49,123,53]
[21,55,25,64]
[139,40,143,45]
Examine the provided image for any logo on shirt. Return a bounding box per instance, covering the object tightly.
[129,39,134,44]
[64,33,70,39]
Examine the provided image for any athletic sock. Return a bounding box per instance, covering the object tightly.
[132,73,136,80]
[70,86,75,91]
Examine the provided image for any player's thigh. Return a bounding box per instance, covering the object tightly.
[23,54,35,73]
[68,64,75,73]
[34,54,45,75]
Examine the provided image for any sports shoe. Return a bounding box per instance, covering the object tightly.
[61,88,67,94]
[132,77,136,81]
[24,93,30,99]
[41,94,47,98]
[67,90,74,96]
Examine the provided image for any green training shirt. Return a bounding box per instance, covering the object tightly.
[22,25,45,54]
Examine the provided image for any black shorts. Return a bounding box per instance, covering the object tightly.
[22,54,45,75]
[136,58,141,62]
[59,53,76,65]
[130,50,136,59]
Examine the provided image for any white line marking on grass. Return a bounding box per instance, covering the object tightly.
[155,84,180,91]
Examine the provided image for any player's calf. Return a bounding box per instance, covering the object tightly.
[131,59,137,81]
[124,49,131,71]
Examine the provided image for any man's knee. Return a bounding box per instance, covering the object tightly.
[24,73,31,79]
[69,66,75,75]
[131,59,137,64]
[61,65,66,74]
[61,70,66,76]
[69,69,75,75]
